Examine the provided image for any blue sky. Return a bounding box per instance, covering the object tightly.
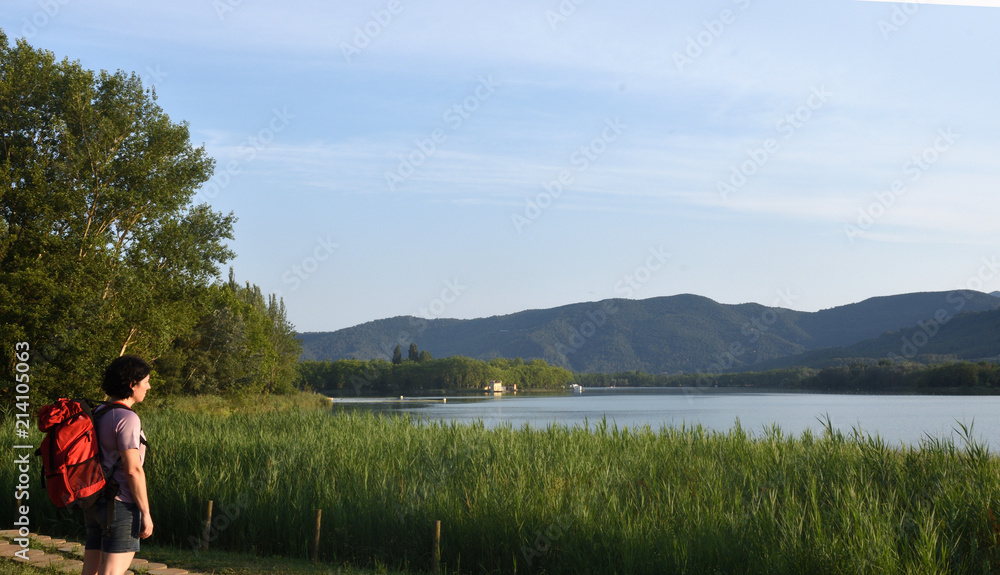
[6,0,1000,332]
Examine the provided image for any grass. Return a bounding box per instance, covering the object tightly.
[7,393,1000,574]
[0,547,410,575]
[136,543,413,574]
[0,561,58,575]
[141,390,332,415]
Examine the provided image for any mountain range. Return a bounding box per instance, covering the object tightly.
[298,291,1000,374]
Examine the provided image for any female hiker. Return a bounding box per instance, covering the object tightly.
[82,355,153,575]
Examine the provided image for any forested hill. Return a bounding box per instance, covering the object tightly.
[752,306,1000,371]
[299,291,1000,374]
[794,291,1000,350]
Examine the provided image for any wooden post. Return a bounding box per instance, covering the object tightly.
[202,500,214,550]
[432,519,441,574]
[311,509,322,562]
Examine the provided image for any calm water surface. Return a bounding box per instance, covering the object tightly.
[333,388,1000,448]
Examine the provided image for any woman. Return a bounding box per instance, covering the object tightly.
[82,355,154,575]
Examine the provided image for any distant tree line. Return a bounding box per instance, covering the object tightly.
[298,356,574,395]
[301,358,1000,397]
[573,360,1000,393]
[797,361,1000,392]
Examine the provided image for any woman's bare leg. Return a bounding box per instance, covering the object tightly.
[82,549,102,575]
[98,551,136,575]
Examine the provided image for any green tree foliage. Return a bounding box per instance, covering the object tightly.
[154,270,301,396]
[573,361,1000,392]
[392,344,402,365]
[298,356,574,395]
[408,342,419,362]
[0,33,251,400]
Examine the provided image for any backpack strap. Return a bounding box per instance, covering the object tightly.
[90,402,135,491]
[90,401,137,534]
[92,401,133,418]
[94,402,148,447]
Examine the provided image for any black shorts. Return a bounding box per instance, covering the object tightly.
[84,499,141,554]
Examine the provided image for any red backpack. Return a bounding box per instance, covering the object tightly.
[36,398,128,509]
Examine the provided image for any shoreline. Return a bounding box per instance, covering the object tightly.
[324,384,1000,401]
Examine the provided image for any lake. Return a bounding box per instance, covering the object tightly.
[332,388,1000,449]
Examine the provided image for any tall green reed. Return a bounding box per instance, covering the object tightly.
[5,406,1000,574]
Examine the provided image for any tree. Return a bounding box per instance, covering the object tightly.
[392,345,403,365]
[418,350,432,363]
[154,270,302,395]
[408,343,419,362]
[0,32,234,399]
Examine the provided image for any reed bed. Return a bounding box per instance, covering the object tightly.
[7,406,1000,574]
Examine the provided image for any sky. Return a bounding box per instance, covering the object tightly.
[5,0,1000,333]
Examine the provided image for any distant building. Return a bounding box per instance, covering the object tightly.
[483,380,518,393]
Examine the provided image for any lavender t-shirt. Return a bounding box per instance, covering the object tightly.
[95,405,146,504]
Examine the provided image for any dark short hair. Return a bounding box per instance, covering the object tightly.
[102,355,151,400]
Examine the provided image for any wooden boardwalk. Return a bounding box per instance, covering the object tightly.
[0,530,200,575]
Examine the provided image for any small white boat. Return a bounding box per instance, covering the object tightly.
[570,384,583,394]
